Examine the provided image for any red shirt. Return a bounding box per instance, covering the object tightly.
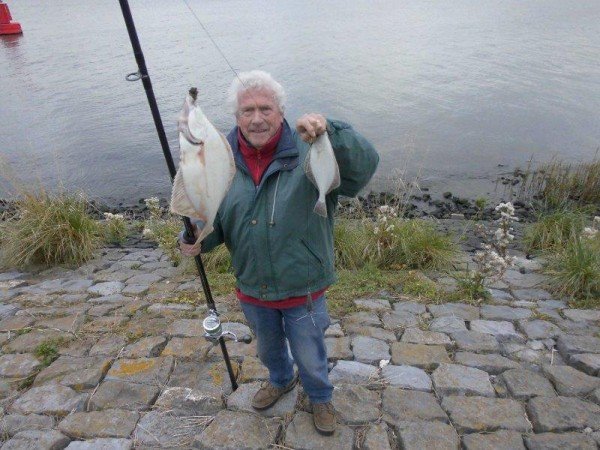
[236,127,328,309]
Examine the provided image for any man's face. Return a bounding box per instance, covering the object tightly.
[236,88,284,149]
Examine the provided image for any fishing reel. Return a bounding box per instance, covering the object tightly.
[202,310,253,345]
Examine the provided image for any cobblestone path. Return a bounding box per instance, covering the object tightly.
[0,247,599,449]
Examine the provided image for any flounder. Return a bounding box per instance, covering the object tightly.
[304,133,341,217]
[170,88,235,250]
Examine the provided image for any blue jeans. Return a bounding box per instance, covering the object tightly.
[240,294,333,404]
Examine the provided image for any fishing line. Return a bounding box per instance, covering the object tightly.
[179,0,247,90]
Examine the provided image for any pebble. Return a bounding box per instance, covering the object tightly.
[432,363,495,398]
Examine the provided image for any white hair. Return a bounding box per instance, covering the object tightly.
[227,70,286,115]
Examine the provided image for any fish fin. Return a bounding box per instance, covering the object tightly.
[304,146,318,188]
[219,131,237,186]
[170,169,200,218]
[195,224,214,244]
[313,200,328,217]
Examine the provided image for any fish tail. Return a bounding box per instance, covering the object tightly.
[313,200,327,217]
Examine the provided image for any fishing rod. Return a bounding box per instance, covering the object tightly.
[118,0,250,391]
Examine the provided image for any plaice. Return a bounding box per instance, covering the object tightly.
[170,88,236,250]
[304,133,340,217]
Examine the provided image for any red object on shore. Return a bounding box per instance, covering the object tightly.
[0,1,23,35]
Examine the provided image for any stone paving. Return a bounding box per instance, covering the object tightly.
[0,247,599,449]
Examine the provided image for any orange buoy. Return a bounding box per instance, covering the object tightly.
[0,1,22,35]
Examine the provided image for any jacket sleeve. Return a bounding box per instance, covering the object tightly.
[178,212,225,253]
[327,119,379,198]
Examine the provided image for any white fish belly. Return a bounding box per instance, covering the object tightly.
[306,134,341,196]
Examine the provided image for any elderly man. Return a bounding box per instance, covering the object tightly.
[180,70,378,435]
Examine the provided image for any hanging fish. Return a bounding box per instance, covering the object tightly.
[304,133,341,217]
[170,87,236,250]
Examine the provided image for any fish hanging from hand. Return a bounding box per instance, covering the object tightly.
[304,133,341,217]
[170,87,236,250]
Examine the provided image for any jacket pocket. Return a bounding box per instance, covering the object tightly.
[300,238,324,267]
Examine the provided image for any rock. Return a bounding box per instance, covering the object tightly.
[592,388,600,405]
[324,322,344,337]
[557,334,600,358]
[36,314,85,332]
[537,300,566,309]
[351,336,390,365]
[502,270,546,288]
[121,284,149,296]
[397,421,459,450]
[432,363,495,398]
[147,302,194,314]
[325,337,353,360]
[88,380,160,411]
[284,410,353,449]
[126,273,163,285]
[122,336,167,358]
[354,298,391,310]
[65,438,133,450]
[441,396,530,433]
[542,364,600,396]
[332,384,380,424]
[401,328,452,348]
[527,396,600,432]
[167,360,234,397]
[3,329,71,353]
[382,388,448,426]
[429,316,467,333]
[89,335,127,356]
[226,381,297,417]
[362,422,392,450]
[480,305,532,321]
[517,319,562,340]
[239,356,269,382]
[390,343,450,370]
[381,311,418,330]
[58,410,139,439]
[82,315,129,333]
[105,356,174,386]
[0,316,35,332]
[10,383,87,416]
[0,414,54,437]
[344,324,397,342]
[196,410,281,450]
[135,410,210,448]
[563,309,600,323]
[451,331,500,353]
[500,369,556,400]
[524,432,597,450]
[88,294,129,304]
[155,386,223,416]
[0,353,42,378]
[381,364,432,391]
[454,352,520,375]
[487,288,514,302]
[428,303,480,321]
[34,355,111,387]
[0,303,19,319]
[470,320,524,343]
[160,336,211,359]
[569,353,600,376]
[88,282,125,296]
[393,301,426,314]
[329,360,379,385]
[167,318,205,337]
[512,288,553,301]
[462,430,525,450]
[1,430,71,450]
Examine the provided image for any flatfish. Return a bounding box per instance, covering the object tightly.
[170,88,235,250]
[304,133,340,217]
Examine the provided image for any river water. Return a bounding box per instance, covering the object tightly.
[1,0,600,204]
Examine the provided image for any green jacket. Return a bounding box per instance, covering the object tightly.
[200,118,379,301]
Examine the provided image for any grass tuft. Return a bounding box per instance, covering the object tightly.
[0,189,100,268]
[524,210,586,254]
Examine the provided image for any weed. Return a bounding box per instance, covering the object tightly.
[34,339,62,367]
[398,271,439,300]
[545,232,600,303]
[0,189,100,268]
[333,219,369,269]
[524,210,587,254]
[101,212,128,244]
[142,197,182,266]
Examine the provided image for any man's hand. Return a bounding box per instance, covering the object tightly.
[179,226,201,257]
[296,113,327,143]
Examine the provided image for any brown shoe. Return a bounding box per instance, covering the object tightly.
[251,376,298,410]
[312,402,336,435]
